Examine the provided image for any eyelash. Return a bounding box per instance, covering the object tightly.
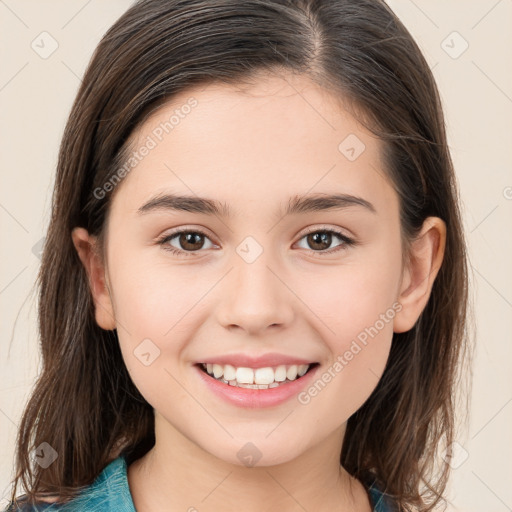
[156,226,356,258]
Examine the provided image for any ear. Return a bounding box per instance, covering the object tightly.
[393,217,446,333]
[71,227,116,330]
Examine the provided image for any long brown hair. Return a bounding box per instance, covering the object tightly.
[7,1,470,510]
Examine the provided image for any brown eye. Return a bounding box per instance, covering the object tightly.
[296,229,355,255]
[306,232,333,251]
[177,232,206,251]
[158,229,215,256]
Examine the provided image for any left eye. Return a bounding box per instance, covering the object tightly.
[157,228,354,257]
[295,229,354,254]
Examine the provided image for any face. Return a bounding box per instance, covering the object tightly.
[94,72,405,467]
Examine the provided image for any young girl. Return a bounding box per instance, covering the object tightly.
[6,0,469,510]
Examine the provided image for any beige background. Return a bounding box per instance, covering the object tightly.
[1,1,511,510]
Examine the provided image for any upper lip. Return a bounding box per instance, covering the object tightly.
[197,352,317,369]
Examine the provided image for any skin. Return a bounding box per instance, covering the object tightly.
[72,71,446,511]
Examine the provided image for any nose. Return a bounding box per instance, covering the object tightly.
[215,250,295,335]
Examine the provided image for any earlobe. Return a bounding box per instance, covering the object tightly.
[393,217,446,333]
[71,227,116,331]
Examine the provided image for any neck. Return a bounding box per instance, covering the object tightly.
[127,414,371,512]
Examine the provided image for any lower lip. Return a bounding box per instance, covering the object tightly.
[194,364,320,408]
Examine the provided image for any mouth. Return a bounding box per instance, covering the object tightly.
[195,362,320,390]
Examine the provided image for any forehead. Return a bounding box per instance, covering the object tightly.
[111,72,395,218]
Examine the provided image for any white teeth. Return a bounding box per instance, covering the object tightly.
[274,365,287,382]
[298,364,309,377]
[212,364,224,379]
[286,365,298,380]
[236,367,254,384]
[223,364,236,381]
[225,380,283,389]
[201,362,313,387]
[254,367,274,385]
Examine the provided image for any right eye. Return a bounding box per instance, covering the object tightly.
[156,229,216,257]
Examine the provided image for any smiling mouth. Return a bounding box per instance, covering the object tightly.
[196,362,320,389]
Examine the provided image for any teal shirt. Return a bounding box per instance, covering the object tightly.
[8,456,395,511]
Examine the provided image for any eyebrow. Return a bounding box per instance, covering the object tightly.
[136,192,376,218]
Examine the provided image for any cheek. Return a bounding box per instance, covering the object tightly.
[294,249,401,411]
[297,271,397,424]
[301,249,401,349]
[106,253,204,391]
[109,252,208,337]
[111,267,196,409]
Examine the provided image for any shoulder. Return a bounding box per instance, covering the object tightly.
[5,456,136,512]
[367,481,399,512]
